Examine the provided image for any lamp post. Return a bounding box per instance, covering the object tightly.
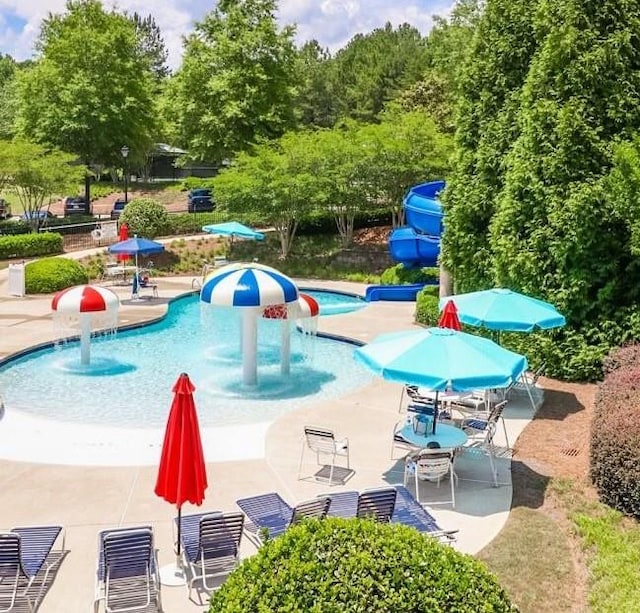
[121,145,129,203]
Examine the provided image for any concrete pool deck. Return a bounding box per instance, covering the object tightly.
[0,269,538,612]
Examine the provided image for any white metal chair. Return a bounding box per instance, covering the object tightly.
[404,448,457,508]
[462,400,510,449]
[298,426,350,485]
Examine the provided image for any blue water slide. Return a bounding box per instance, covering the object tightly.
[364,281,439,302]
[404,180,445,236]
[388,227,440,268]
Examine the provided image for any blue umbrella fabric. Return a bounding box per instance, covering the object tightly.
[108,237,165,256]
[440,288,566,332]
[202,221,265,241]
[354,327,527,392]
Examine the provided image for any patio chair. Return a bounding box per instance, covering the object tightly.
[0,525,64,612]
[391,420,417,459]
[404,448,457,508]
[356,487,397,523]
[174,511,244,601]
[462,400,510,449]
[133,271,158,299]
[298,426,350,485]
[236,492,331,547]
[94,526,162,613]
[462,418,499,487]
[509,362,546,403]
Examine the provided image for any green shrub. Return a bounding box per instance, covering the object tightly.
[119,198,169,238]
[297,208,392,237]
[0,220,31,235]
[166,211,227,236]
[590,355,640,518]
[0,232,63,259]
[381,263,439,285]
[209,518,515,612]
[180,176,217,192]
[25,257,88,294]
[415,289,441,326]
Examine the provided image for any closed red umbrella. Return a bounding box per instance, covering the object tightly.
[155,373,208,583]
[438,300,462,331]
[117,222,130,262]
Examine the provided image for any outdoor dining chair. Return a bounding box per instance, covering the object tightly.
[174,511,244,602]
[94,525,162,613]
[236,492,331,547]
[298,426,350,485]
[0,525,64,612]
[404,448,457,508]
[462,400,510,449]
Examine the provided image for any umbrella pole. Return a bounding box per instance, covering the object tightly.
[176,504,182,559]
[432,391,439,435]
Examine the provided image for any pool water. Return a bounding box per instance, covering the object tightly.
[301,289,366,316]
[0,294,373,429]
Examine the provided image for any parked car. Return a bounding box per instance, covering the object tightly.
[187,188,214,213]
[63,195,92,216]
[110,199,128,220]
[0,198,11,219]
[20,209,55,223]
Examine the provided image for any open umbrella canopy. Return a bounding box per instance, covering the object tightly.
[108,237,165,256]
[155,373,207,507]
[354,327,527,391]
[440,288,566,332]
[202,221,265,241]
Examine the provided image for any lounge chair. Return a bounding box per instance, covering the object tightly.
[356,487,397,523]
[174,511,244,601]
[236,492,331,547]
[0,525,64,612]
[298,426,350,485]
[94,526,162,613]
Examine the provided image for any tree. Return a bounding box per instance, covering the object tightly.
[0,55,19,139]
[173,0,298,162]
[441,0,541,291]
[17,0,156,203]
[1,140,85,229]
[491,0,640,324]
[130,12,169,82]
[209,518,515,612]
[213,132,317,258]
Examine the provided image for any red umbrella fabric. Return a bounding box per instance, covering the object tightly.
[155,373,208,508]
[117,222,130,262]
[438,300,462,331]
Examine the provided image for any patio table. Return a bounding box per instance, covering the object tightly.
[397,418,468,449]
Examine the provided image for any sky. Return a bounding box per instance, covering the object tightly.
[0,0,454,70]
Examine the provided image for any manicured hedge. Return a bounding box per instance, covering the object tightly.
[590,344,640,518]
[165,211,227,236]
[209,518,515,612]
[0,232,63,259]
[415,288,441,326]
[25,257,88,294]
[380,263,439,285]
[0,220,31,236]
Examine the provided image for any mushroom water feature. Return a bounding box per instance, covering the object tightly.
[200,263,299,385]
[262,293,320,374]
[51,285,120,368]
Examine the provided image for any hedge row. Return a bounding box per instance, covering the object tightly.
[590,344,640,517]
[0,232,63,259]
[25,257,88,294]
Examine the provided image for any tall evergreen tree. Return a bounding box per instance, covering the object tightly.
[131,12,169,81]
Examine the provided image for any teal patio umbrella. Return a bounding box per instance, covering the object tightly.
[354,327,527,433]
[439,288,566,332]
[202,222,265,242]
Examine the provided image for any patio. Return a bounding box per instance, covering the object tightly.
[0,268,539,612]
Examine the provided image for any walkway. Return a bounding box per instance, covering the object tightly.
[0,265,538,612]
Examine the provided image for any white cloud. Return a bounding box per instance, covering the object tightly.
[0,0,454,70]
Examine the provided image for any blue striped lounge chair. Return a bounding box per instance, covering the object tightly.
[0,525,64,612]
[174,511,244,601]
[236,492,331,547]
[93,526,161,613]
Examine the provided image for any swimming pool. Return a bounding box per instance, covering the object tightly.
[300,289,366,316]
[0,293,373,429]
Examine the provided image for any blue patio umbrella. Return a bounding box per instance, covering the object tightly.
[108,237,165,297]
[439,288,566,332]
[354,327,527,433]
[202,222,265,241]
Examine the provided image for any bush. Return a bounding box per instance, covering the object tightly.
[601,343,640,376]
[0,232,63,259]
[180,176,217,192]
[297,208,392,237]
[165,211,227,236]
[209,518,515,612]
[415,289,441,326]
[119,198,169,238]
[25,257,88,294]
[380,263,439,285]
[590,356,640,518]
[0,220,31,236]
